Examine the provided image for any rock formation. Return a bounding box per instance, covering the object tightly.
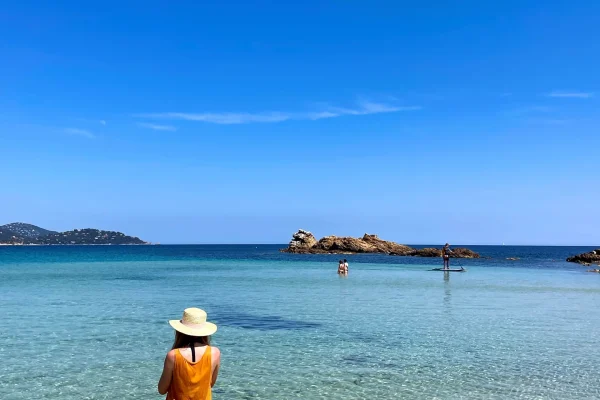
[281,230,479,258]
[284,229,318,253]
[411,247,480,258]
[361,234,415,255]
[311,234,415,255]
[566,249,600,265]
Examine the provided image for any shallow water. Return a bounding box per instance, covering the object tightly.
[1,245,599,399]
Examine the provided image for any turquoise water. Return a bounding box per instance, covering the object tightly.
[1,245,599,399]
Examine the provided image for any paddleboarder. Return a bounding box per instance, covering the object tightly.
[442,243,452,270]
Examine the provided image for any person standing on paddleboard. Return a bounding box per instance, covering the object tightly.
[442,243,453,270]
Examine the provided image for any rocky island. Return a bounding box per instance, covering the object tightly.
[281,229,480,258]
[0,223,147,245]
[566,249,600,265]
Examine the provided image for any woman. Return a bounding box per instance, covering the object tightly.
[442,243,452,270]
[158,308,221,399]
[343,259,349,274]
[337,260,345,275]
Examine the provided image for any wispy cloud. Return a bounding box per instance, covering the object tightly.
[546,91,594,99]
[136,100,420,125]
[137,122,178,131]
[143,112,291,124]
[64,128,95,138]
[100,120,106,125]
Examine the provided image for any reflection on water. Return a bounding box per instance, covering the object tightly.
[443,270,452,311]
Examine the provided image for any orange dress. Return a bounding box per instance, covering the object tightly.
[166,346,212,400]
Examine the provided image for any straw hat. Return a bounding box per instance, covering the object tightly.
[169,308,217,337]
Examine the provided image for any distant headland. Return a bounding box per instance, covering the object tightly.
[0,222,147,245]
[281,229,480,258]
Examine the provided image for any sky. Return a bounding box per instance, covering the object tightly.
[1,1,599,245]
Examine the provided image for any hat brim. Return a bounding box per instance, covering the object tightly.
[169,320,217,337]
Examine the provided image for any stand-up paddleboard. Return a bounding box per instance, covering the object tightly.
[430,268,466,272]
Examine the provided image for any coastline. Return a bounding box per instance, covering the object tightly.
[0,243,154,246]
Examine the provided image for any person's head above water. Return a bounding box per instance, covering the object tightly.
[343,259,347,263]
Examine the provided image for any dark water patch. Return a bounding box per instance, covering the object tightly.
[213,310,321,331]
[342,354,370,365]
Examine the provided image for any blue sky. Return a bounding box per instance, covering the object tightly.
[1,1,598,245]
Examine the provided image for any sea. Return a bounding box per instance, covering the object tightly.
[1,245,599,399]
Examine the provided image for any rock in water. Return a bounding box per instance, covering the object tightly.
[361,234,414,255]
[412,248,442,257]
[313,235,377,253]
[280,230,478,258]
[566,249,600,265]
[285,229,318,253]
[412,247,480,258]
[449,248,480,258]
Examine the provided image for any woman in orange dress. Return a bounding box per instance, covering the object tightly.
[158,308,221,399]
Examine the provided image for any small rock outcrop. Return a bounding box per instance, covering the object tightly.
[449,248,480,258]
[281,230,479,258]
[285,229,318,253]
[566,249,600,265]
[361,234,414,255]
[412,247,480,258]
[412,248,441,257]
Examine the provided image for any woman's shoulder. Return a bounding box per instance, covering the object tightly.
[164,349,177,365]
[210,346,221,364]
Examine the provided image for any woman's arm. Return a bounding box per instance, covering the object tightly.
[211,347,221,387]
[158,350,176,395]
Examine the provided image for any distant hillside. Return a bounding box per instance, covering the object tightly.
[0,223,57,238]
[35,229,146,245]
[0,223,147,245]
[0,228,19,243]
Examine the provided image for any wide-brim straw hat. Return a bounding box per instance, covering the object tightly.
[169,307,218,337]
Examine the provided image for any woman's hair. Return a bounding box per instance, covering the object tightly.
[172,331,211,350]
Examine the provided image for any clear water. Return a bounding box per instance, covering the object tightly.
[1,245,599,399]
